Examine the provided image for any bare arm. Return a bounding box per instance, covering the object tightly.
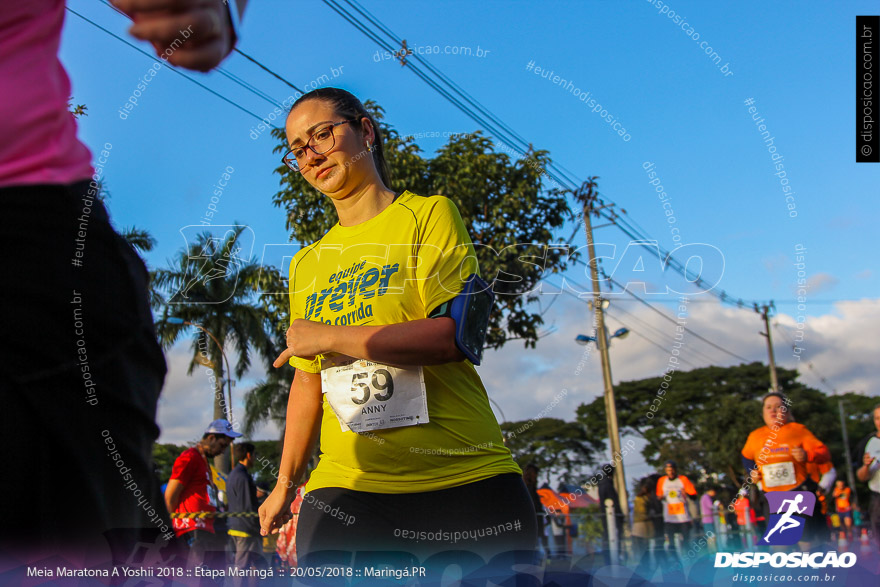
[273,317,464,368]
[858,452,874,482]
[164,479,184,513]
[258,368,323,535]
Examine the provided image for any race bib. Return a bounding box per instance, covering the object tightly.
[762,461,795,489]
[667,502,685,516]
[321,355,429,433]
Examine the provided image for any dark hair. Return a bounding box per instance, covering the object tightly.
[762,392,788,405]
[524,463,539,473]
[289,87,392,187]
[233,442,255,463]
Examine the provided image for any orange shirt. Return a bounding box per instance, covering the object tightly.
[741,422,830,492]
[656,475,697,523]
[734,496,756,526]
[833,487,851,513]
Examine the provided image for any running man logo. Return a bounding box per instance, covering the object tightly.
[758,491,816,546]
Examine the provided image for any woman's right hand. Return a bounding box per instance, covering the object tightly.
[259,484,296,535]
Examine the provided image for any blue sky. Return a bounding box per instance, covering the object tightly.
[62,1,879,484]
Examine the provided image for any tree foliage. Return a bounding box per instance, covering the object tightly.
[120,226,157,253]
[270,101,575,349]
[500,417,603,486]
[152,442,190,483]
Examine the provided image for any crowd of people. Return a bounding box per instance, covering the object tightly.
[513,395,880,578]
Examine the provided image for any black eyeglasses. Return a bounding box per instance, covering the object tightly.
[282,120,357,172]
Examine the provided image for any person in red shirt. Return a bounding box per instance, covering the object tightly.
[733,489,758,549]
[165,419,241,568]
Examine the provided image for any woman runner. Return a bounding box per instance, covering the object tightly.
[257,88,536,566]
[741,392,830,545]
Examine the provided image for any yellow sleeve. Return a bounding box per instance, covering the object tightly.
[415,196,479,315]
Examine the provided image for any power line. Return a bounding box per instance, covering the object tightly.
[327,0,766,310]
[568,271,750,364]
[67,6,268,123]
[562,261,753,364]
[603,309,699,369]
[601,272,752,363]
[607,301,719,365]
[556,262,750,364]
[542,279,700,369]
[322,0,539,166]
[233,48,305,95]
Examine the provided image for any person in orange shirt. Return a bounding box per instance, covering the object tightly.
[656,461,697,564]
[832,480,854,540]
[741,393,831,544]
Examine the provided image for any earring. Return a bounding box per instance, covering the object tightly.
[367,142,375,153]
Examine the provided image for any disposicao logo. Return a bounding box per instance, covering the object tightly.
[714,551,856,569]
[759,491,815,546]
[714,491,857,570]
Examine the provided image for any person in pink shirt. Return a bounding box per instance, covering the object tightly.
[1,0,246,563]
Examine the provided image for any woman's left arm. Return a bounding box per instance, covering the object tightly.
[273,317,465,368]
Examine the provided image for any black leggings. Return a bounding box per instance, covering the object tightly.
[295,473,537,564]
[2,182,169,560]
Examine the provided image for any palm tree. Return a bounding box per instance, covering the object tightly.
[152,226,278,472]
[119,226,157,253]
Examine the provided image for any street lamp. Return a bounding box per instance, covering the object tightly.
[576,327,629,346]
[574,320,631,528]
[166,317,236,473]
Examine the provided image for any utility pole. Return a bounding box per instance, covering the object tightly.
[757,303,779,392]
[839,398,860,511]
[576,179,629,525]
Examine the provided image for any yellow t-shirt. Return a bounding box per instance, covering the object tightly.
[288,191,520,494]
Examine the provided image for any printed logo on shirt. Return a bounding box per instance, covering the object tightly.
[758,491,816,546]
[304,260,400,325]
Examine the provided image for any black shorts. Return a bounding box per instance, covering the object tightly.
[2,181,169,560]
[295,473,537,565]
